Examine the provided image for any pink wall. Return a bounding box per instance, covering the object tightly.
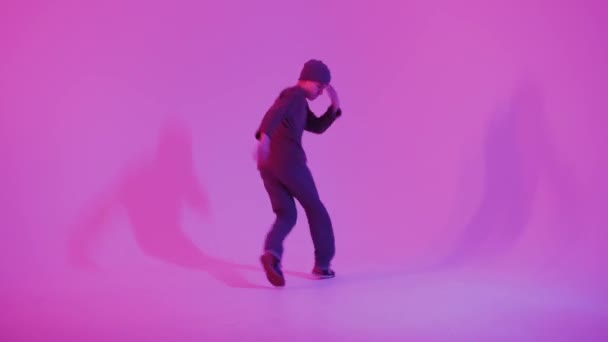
[1,0,607,339]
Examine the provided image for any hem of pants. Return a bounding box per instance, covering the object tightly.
[264,249,282,261]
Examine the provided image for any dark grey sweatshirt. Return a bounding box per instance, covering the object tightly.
[255,86,342,167]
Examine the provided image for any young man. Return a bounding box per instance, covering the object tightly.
[254,59,342,287]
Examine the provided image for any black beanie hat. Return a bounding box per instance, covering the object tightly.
[299,59,331,85]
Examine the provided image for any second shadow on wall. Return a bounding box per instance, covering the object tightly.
[431,79,582,272]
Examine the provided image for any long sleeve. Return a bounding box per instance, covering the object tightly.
[255,90,295,140]
[305,105,342,134]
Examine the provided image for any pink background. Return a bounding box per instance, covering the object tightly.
[1,0,607,340]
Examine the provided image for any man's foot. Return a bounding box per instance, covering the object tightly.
[312,266,335,279]
[260,252,285,287]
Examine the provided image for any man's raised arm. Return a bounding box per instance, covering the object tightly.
[305,105,342,134]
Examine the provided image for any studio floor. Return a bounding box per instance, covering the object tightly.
[4,259,607,342]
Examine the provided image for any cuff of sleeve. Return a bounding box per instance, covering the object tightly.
[328,105,342,117]
[333,107,342,117]
[256,130,272,140]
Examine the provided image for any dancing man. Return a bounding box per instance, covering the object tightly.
[255,59,342,287]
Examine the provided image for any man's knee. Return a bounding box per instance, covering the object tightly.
[276,205,297,227]
[301,197,329,219]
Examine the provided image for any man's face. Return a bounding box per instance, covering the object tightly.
[308,82,326,100]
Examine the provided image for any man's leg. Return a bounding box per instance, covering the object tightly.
[280,165,335,274]
[259,168,297,286]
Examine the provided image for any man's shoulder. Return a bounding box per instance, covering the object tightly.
[277,86,306,102]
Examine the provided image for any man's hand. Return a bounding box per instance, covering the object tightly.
[326,84,340,112]
[255,133,271,164]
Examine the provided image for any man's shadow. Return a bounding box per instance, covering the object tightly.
[66,117,280,288]
[428,82,542,269]
[318,84,541,285]
[388,78,579,277]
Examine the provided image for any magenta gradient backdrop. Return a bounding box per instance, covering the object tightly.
[1,0,607,340]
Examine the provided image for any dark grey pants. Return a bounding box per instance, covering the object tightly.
[259,164,335,269]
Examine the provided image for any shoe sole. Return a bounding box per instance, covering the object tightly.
[313,274,335,279]
[260,254,285,287]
